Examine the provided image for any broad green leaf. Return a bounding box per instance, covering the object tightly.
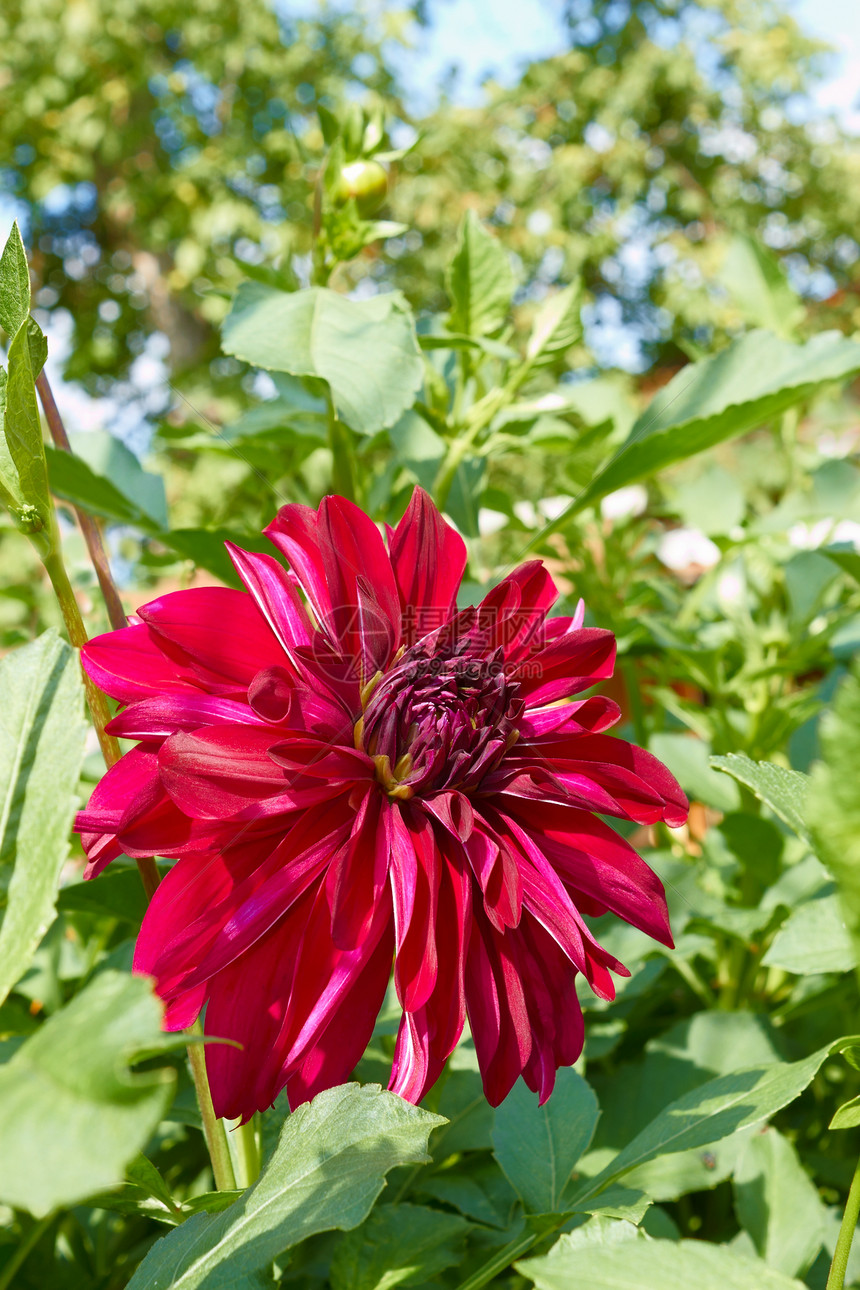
[157,528,273,588]
[0,221,30,338]
[0,971,175,1215]
[127,1084,443,1290]
[573,1045,832,1204]
[518,1229,807,1290]
[221,284,423,435]
[330,1202,471,1290]
[733,1127,826,1277]
[58,867,148,926]
[569,330,860,515]
[830,1094,860,1130]
[3,316,53,549]
[762,892,855,975]
[492,1069,599,1214]
[571,1184,651,1223]
[526,283,582,364]
[447,210,516,338]
[0,630,87,1005]
[45,444,161,530]
[807,666,860,976]
[69,429,168,528]
[711,753,812,845]
[823,547,860,584]
[720,234,804,338]
[651,734,741,812]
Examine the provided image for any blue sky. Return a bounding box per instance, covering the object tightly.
[400,0,860,128]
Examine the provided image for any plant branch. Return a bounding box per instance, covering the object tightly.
[36,370,128,632]
[827,1147,860,1290]
[188,1028,237,1192]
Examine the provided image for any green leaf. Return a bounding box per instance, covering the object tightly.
[0,630,87,1005]
[58,867,148,926]
[447,211,516,338]
[492,1069,599,1214]
[733,1127,826,1277]
[710,753,812,845]
[651,734,741,812]
[807,666,860,977]
[762,891,855,975]
[45,444,160,530]
[518,1229,808,1290]
[720,235,804,338]
[0,221,30,338]
[573,1045,832,1204]
[526,283,582,364]
[0,970,175,1215]
[823,547,860,584]
[569,330,860,515]
[330,1202,471,1290]
[127,1084,444,1290]
[221,284,423,435]
[3,316,53,548]
[69,430,168,528]
[830,1094,860,1130]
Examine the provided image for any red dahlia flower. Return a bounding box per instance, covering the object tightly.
[75,488,687,1119]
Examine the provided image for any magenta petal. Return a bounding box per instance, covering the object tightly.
[82,624,200,703]
[138,587,286,689]
[225,543,314,657]
[264,503,333,627]
[389,805,441,1012]
[159,726,288,819]
[513,628,617,705]
[386,486,467,638]
[107,694,263,742]
[325,790,389,949]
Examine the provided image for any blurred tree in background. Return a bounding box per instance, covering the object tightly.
[2,0,859,410]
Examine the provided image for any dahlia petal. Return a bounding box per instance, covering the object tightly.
[421,791,474,842]
[498,797,673,948]
[82,624,200,703]
[138,587,286,690]
[389,843,471,1103]
[247,668,353,739]
[76,747,164,878]
[518,696,622,739]
[513,628,616,705]
[268,737,375,785]
[326,790,389,950]
[464,907,533,1107]
[389,805,441,1012]
[264,503,332,626]
[283,919,394,1110]
[387,487,467,638]
[106,694,262,742]
[205,891,312,1122]
[163,984,207,1031]
[158,726,289,819]
[166,805,355,993]
[355,577,398,685]
[463,823,522,933]
[225,542,315,656]
[316,495,401,658]
[479,561,558,661]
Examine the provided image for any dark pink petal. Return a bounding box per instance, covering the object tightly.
[225,543,314,657]
[463,823,522,933]
[478,562,558,661]
[355,576,398,685]
[76,747,164,879]
[533,733,689,827]
[82,624,200,703]
[518,696,622,739]
[106,694,263,742]
[389,805,441,1012]
[153,805,355,995]
[386,487,467,639]
[247,667,353,740]
[264,503,332,626]
[389,841,471,1103]
[512,628,616,706]
[138,587,286,691]
[204,887,314,1122]
[159,726,291,819]
[268,737,375,785]
[283,919,394,1110]
[464,905,533,1108]
[325,790,389,949]
[497,796,673,949]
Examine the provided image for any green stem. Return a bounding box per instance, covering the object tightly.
[456,1228,545,1290]
[42,548,160,902]
[327,392,357,502]
[188,1027,237,1192]
[0,1213,55,1290]
[233,1115,262,1189]
[827,1149,860,1290]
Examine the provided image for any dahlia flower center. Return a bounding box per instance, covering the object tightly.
[357,644,522,798]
